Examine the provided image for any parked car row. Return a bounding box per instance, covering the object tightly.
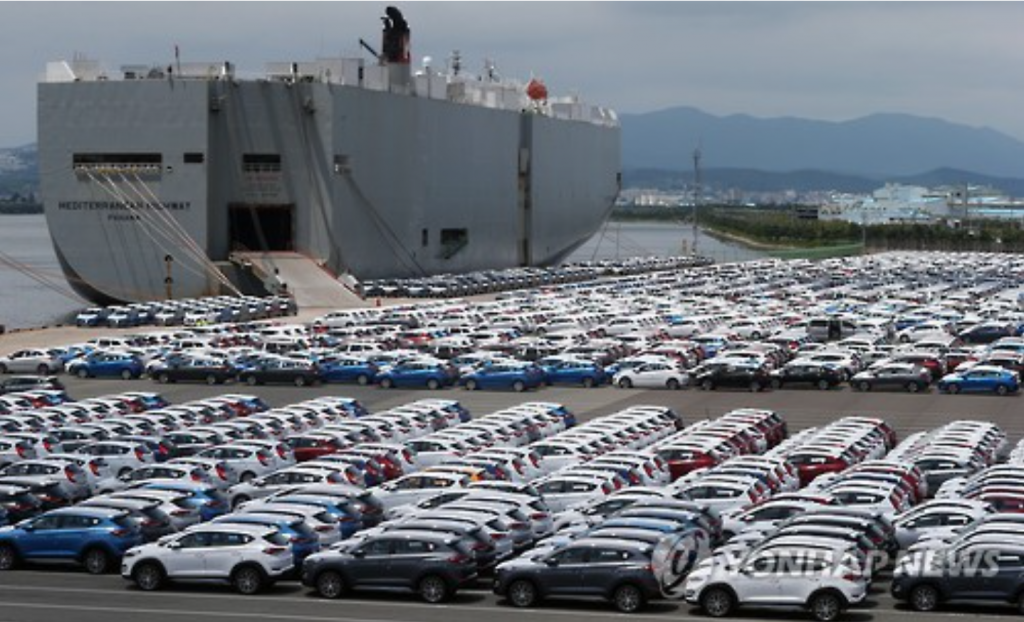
[74,295,297,328]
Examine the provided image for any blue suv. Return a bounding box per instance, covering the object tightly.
[67,352,144,380]
[0,507,143,574]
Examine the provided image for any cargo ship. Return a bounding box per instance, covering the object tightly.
[37,7,621,305]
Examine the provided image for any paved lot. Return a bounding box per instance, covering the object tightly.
[64,375,1024,442]
[4,377,1024,622]
[0,567,1020,622]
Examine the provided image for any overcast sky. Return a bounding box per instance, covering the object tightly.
[2,2,1023,147]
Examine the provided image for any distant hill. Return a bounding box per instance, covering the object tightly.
[621,106,1024,179]
[0,144,37,198]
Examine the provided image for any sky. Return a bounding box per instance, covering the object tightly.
[2,2,1024,147]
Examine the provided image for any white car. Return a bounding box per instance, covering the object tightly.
[613,362,689,390]
[121,523,294,594]
[684,543,869,622]
[892,499,992,548]
[0,349,63,375]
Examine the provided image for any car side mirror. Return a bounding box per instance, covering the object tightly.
[352,549,366,558]
[545,558,559,567]
[166,541,181,550]
[18,522,34,532]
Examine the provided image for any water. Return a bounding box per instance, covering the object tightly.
[0,216,763,331]
[0,215,82,330]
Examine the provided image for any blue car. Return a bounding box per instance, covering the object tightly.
[461,363,544,392]
[67,352,144,380]
[0,507,143,573]
[541,360,608,388]
[377,361,457,390]
[318,358,380,386]
[137,481,229,521]
[270,494,365,539]
[212,513,320,565]
[938,365,1021,395]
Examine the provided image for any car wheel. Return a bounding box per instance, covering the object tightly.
[246,375,259,387]
[118,467,133,478]
[380,378,393,389]
[232,565,266,595]
[293,376,307,387]
[427,378,440,391]
[206,374,219,386]
[701,379,714,391]
[809,591,843,622]
[856,380,870,392]
[770,379,783,390]
[38,364,50,375]
[618,377,633,389]
[0,544,18,570]
[0,364,7,374]
[910,584,939,612]
[77,367,90,379]
[613,583,646,613]
[418,574,449,603]
[700,587,735,618]
[315,570,346,599]
[121,369,134,381]
[356,374,369,386]
[906,382,920,393]
[232,495,251,510]
[507,579,538,608]
[240,472,256,483]
[157,372,170,384]
[512,380,526,393]
[817,379,831,391]
[997,384,1009,396]
[749,381,762,392]
[666,378,681,391]
[133,561,165,591]
[582,377,595,388]
[83,547,111,575]
[946,383,960,395]
[465,379,478,391]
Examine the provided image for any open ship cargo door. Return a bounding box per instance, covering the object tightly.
[229,203,294,252]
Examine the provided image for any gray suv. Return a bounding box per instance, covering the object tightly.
[493,538,661,613]
[302,530,478,603]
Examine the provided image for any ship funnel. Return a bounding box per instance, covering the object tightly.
[381,6,410,65]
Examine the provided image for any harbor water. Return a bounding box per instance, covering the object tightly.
[0,216,763,331]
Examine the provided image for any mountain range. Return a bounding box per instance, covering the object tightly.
[621,106,1024,179]
[4,106,1024,196]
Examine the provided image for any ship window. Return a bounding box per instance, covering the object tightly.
[184,153,205,164]
[73,153,162,175]
[242,154,282,174]
[422,229,428,247]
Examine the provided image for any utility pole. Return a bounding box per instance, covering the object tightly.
[692,145,702,255]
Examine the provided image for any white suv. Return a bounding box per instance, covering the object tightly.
[684,543,869,622]
[121,523,293,594]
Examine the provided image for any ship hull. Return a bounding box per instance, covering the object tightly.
[38,79,620,304]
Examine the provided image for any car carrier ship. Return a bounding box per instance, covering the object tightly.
[37,7,621,305]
